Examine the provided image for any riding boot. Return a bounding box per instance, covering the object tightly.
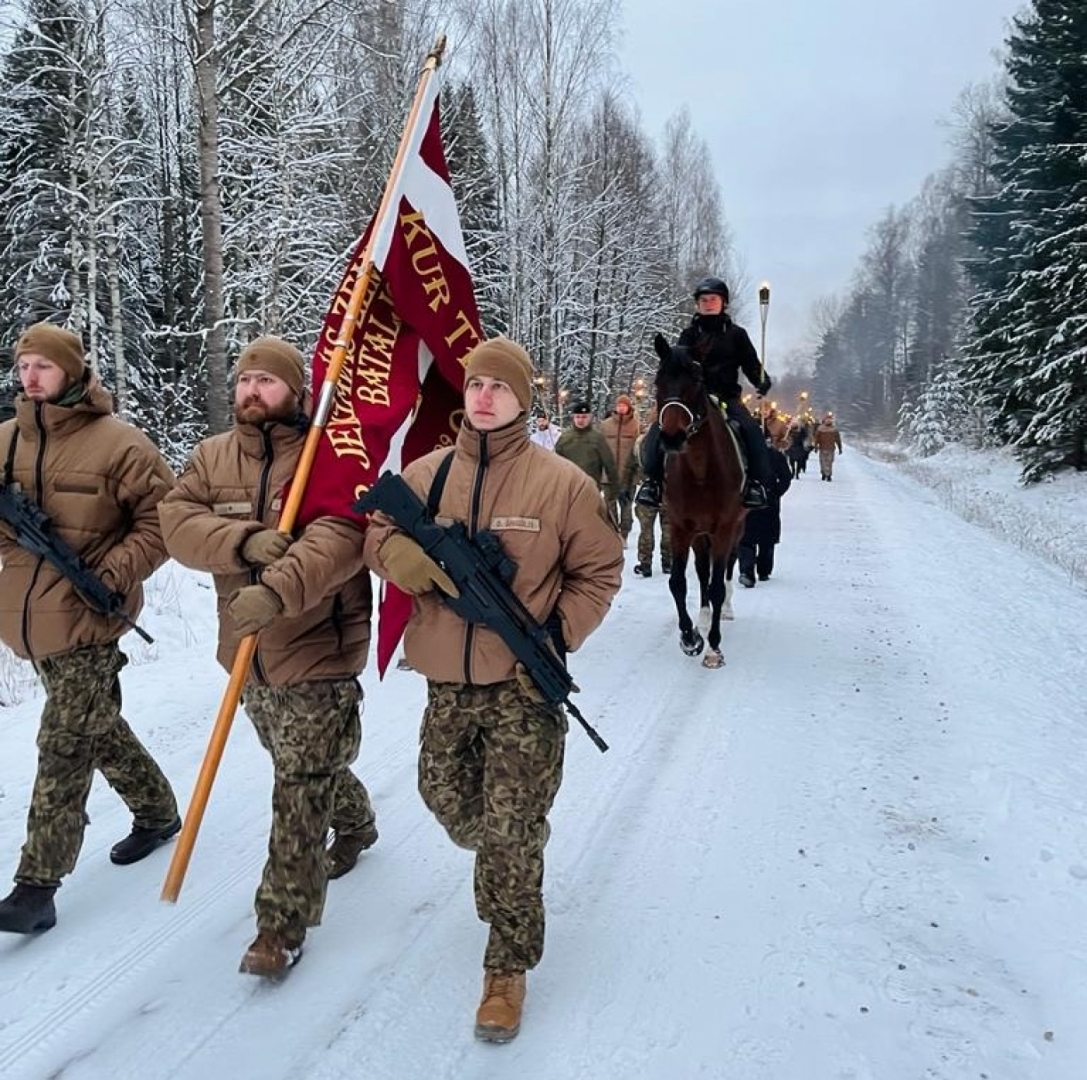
[635,423,664,509]
[741,420,773,509]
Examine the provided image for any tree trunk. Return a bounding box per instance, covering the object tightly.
[104,202,127,417]
[193,0,229,432]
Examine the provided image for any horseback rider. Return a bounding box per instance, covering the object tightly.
[636,276,774,510]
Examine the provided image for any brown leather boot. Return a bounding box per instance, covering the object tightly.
[475,970,526,1043]
[238,930,303,979]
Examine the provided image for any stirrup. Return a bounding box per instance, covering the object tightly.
[742,481,768,509]
[635,480,661,509]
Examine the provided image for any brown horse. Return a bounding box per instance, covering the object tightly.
[653,333,748,668]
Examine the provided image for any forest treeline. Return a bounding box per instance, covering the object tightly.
[1,1,1083,481]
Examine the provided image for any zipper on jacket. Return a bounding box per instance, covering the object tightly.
[250,426,276,686]
[461,432,489,684]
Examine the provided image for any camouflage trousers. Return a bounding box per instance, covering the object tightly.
[419,680,566,972]
[16,642,177,888]
[636,503,672,568]
[819,448,836,477]
[243,678,373,943]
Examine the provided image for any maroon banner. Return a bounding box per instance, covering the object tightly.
[294,92,484,674]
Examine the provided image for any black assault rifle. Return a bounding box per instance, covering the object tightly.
[356,472,608,753]
[0,483,154,644]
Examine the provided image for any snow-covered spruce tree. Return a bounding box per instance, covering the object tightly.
[1008,5,1087,480]
[898,359,974,456]
[962,0,1087,473]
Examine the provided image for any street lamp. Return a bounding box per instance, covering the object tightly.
[757,282,770,381]
[557,387,568,426]
[758,282,770,432]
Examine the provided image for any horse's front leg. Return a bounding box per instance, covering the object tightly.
[702,556,727,669]
[668,546,703,657]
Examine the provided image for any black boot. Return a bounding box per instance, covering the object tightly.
[633,563,652,577]
[739,571,755,589]
[0,883,57,934]
[110,815,182,866]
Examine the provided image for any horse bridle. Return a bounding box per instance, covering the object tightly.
[659,386,709,441]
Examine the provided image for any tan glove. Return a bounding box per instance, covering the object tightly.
[226,583,283,635]
[241,529,291,566]
[379,533,459,597]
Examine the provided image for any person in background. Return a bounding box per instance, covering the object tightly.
[364,338,623,1043]
[159,336,377,979]
[621,413,671,577]
[737,434,793,588]
[0,323,180,936]
[599,393,639,542]
[529,409,561,451]
[814,412,844,481]
[554,401,621,515]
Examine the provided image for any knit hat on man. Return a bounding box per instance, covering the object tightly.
[463,337,534,413]
[236,336,305,397]
[14,323,86,383]
[615,394,633,411]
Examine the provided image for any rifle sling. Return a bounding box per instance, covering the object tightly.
[3,425,16,487]
[425,450,455,520]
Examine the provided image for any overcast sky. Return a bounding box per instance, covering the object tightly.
[617,0,1026,366]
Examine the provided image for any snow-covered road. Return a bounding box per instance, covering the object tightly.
[1,451,1084,1080]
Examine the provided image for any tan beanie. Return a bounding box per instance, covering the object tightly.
[15,323,85,383]
[236,336,305,397]
[463,337,534,412]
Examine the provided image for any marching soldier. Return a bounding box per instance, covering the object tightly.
[0,323,180,935]
[159,336,377,978]
[365,338,622,1042]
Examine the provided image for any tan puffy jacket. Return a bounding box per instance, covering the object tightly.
[600,411,639,476]
[364,420,623,686]
[814,422,843,452]
[158,418,371,686]
[0,382,173,661]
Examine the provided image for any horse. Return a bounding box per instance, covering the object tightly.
[652,333,749,668]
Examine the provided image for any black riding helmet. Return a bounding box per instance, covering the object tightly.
[693,276,729,302]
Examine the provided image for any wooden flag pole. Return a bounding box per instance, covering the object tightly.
[161,36,447,903]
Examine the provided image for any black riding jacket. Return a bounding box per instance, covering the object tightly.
[676,314,771,402]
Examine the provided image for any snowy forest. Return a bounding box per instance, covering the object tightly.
[0,0,1084,484]
[0,0,737,460]
[811,0,1087,483]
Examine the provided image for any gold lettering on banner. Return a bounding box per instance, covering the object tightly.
[354,299,399,407]
[400,211,451,311]
[326,374,372,469]
[446,310,481,351]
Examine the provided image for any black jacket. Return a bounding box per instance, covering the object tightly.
[676,314,770,402]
